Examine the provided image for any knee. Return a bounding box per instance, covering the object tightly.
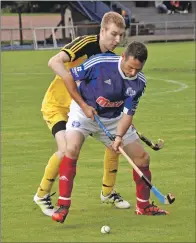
[66,144,80,159]
[56,148,67,159]
[141,151,150,167]
[134,151,150,167]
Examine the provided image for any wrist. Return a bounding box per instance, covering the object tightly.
[115,135,123,139]
[80,102,88,109]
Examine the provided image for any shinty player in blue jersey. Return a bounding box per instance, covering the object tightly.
[52,41,169,223]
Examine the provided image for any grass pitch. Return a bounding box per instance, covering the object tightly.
[1,42,195,242]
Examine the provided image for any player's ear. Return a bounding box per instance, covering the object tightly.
[121,52,126,60]
[100,27,105,35]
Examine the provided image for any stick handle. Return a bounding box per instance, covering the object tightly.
[94,115,173,203]
[118,147,143,177]
[137,131,153,147]
[119,146,152,188]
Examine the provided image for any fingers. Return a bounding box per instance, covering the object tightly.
[82,105,97,120]
[88,108,96,121]
[91,108,97,121]
[93,108,97,115]
[112,137,123,152]
[112,143,122,152]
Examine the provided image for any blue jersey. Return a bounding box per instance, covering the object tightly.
[70,53,147,119]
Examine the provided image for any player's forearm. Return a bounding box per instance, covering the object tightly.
[62,72,87,108]
[48,57,86,107]
[116,113,133,137]
[62,72,96,119]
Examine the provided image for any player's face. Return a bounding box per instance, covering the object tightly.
[121,54,145,78]
[100,23,125,51]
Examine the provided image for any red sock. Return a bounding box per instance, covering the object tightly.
[133,166,151,209]
[58,156,77,207]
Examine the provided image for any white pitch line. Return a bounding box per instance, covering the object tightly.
[3,72,189,95]
[146,76,189,95]
[186,60,195,63]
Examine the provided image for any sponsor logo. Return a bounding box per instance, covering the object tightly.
[125,87,136,97]
[59,176,69,181]
[72,120,81,128]
[96,96,124,108]
[104,79,111,85]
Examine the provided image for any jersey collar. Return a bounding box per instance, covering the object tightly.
[118,57,138,80]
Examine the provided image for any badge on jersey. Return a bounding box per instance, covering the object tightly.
[71,66,84,78]
[125,87,136,97]
[72,120,81,128]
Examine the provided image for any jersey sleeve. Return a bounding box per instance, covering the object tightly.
[123,86,146,116]
[61,35,98,62]
[70,63,93,82]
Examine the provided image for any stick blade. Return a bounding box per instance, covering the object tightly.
[157,139,164,148]
[165,193,175,204]
[153,139,164,151]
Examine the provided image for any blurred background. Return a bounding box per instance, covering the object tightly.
[1,1,195,50]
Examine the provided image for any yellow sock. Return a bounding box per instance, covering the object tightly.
[37,153,61,197]
[102,147,120,196]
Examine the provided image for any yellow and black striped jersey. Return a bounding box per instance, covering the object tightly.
[61,34,113,70]
[41,34,114,119]
[62,35,101,61]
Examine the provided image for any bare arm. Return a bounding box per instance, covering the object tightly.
[116,113,133,137]
[61,71,96,116]
[48,51,96,119]
[112,113,133,151]
[48,51,70,78]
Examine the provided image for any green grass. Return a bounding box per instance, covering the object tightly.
[1,42,195,242]
[1,40,33,45]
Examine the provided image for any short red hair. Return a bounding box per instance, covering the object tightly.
[101,11,125,29]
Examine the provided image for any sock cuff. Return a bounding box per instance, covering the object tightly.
[59,196,71,200]
[133,166,151,181]
[58,197,71,207]
[137,197,149,202]
[138,165,149,172]
[62,156,77,166]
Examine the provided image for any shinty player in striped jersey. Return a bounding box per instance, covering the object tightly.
[34,11,131,217]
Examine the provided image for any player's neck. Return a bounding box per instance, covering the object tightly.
[99,42,108,53]
[99,38,110,53]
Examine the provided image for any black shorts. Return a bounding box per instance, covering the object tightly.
[52,120,93,137]
[52,121,67,137]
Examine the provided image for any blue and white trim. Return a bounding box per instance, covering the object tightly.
[138,72,147,84]
[83,55,119,70]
